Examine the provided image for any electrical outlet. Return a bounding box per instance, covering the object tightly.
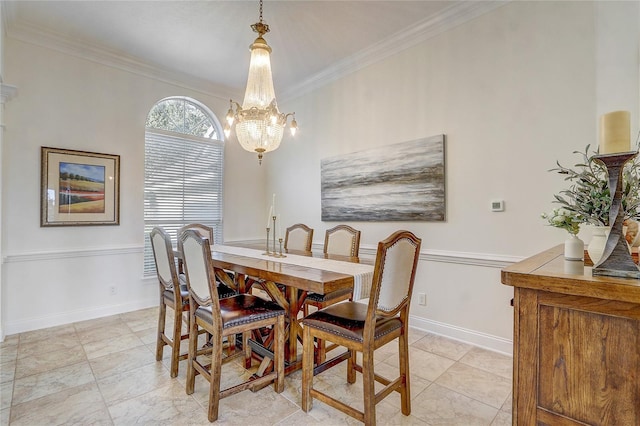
[109,285,117,296]
[418,293,426,305]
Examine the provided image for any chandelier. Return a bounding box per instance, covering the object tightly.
[224,0,297,165]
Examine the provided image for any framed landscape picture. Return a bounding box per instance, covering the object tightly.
[41,147,120,226]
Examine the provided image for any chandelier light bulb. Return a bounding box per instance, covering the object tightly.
[226,108,235,126]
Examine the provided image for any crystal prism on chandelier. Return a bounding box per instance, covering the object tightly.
[224,0,297,165]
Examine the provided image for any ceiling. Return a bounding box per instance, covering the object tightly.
[2,0,505,99]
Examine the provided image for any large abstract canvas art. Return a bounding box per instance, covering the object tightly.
[321,135,445,221]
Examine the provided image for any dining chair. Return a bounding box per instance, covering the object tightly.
[304,224,361,363]
[177,223,236,299]
[284,223,314,253]
[301,230,421,425]
[178,223,214,241]
[150,226,190,378]
[180,230,286,422]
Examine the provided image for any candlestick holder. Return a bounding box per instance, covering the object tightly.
[272,215,277,255]
[278,238,285,258]
[263,227,271,255]
[592,151,640,278]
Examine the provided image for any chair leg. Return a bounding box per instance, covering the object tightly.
[208,335,223,422]
[156,297,167,361]
[362,348,376,426]
[315,337,327,365]
[243,331,251,367]
[347,349,357,384]
[301,324,314,411]
[185,312,199,395]
[227,333,236,357]
[170,305,182,378]
[399,331,411,415]
[274,315,285,393]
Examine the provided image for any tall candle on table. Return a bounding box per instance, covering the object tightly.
[267,205,273,228]
[272,193,276,217]
[600,110,631,154]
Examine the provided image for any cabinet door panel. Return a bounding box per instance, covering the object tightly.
[538,298,640,425]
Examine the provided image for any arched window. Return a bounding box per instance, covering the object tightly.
[143,97,224,275]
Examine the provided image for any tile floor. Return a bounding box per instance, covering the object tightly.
[0,307,513,425]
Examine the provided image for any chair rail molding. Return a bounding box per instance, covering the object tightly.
[336,244,522,269]
[2,244,143,263]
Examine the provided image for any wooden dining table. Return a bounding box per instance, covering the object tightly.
[209,244,374,374]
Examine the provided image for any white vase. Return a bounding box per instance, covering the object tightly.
[587,226,610,264]
[564,234,584,261]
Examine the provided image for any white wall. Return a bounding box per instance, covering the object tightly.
[1,1,638,354]
[596,1,640,138]
[266,1,639,353]
[1,37,266,336]
[0,2,6,341]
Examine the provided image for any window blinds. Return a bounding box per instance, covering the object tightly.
[143,129,224,275]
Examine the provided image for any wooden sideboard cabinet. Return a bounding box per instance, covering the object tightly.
[501,245,640,426]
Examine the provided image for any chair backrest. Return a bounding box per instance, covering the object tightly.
[285,223,314,252]
[367,230,421,321]
[178,223,214,243]
[179,230,218,313]
[324,225,361,257]
[150,227,179,291]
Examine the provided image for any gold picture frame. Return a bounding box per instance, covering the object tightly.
[41,147,120,226]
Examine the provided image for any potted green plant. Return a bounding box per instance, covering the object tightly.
[549,144,640,226]
[541,208,582,235]
[541,207,584,260]
[544,144,640,262]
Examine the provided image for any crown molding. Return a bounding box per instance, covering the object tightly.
[4,1,508,103]
[1,83,17,104]
[1,1,16,37]
[5,18,241,101]
[280,0,509,101]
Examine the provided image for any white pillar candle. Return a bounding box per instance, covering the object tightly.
[267,205,273,228]
[272,193,276,216]
[600,110,630,154]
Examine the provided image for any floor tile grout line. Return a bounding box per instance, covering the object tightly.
[429,369,510,411]
[5,307,514,425]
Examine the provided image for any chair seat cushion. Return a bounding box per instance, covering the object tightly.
[305,287,352,303]
[163,283,189,306]
[195,294,285,329]
[301,302,402,343]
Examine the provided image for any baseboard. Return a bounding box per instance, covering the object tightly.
[410,315,513,356]
[3,297,158,337]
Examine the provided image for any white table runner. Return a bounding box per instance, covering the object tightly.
[212,244,374,300]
